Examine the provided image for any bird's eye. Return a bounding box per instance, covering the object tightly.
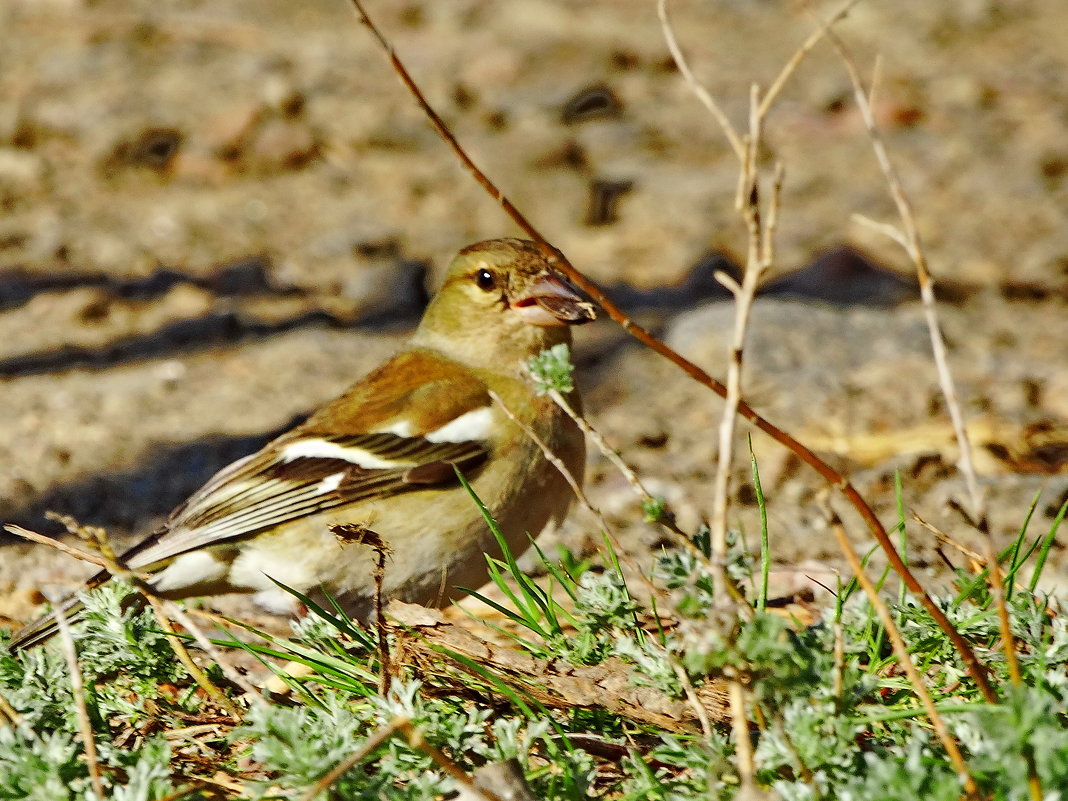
[475,269,496,291]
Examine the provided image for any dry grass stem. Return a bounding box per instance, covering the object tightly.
[48,591,105,799]
[347,0,996,701]
[671,658,714,741]
[299,716,410,801]
[529,385,751,608]
[162,600,267,706]
[911,513,984,569]
[828,25,1013,710]
[822,503,978,798]
[833,585,846,710]
[983,540,1022,687]
[4,524,111,570]
[545,388,653,510]
[727,676,759,800]
[488,388,662,600]
[399,720,504,801]
[0,690,22,728]
[19,516,243,718]
[487,389,607,529]
[542,385,696,544]
[143,593,243,719]
[78,521,243,718]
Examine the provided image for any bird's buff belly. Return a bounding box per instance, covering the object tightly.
[152,456,570,620]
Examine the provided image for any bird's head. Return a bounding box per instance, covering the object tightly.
[412,238,596,369]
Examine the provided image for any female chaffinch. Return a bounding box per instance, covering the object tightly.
[10,238,594,650]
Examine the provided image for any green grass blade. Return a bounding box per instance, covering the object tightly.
[749,434,770,613]
[895,471,907,605]
[1029,498,1067,593]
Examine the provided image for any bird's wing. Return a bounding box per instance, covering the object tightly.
[122,351,495,571]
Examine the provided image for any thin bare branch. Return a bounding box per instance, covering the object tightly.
[826,24,1003,708]
[758,0,864,120]
[851,213,911,256]
[656,0,744,159]
[829,32,983,522]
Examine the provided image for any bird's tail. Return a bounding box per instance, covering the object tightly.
[6,596,87,651]
[6,568,115,652]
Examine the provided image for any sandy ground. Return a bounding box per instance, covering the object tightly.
[1,0,1066,625]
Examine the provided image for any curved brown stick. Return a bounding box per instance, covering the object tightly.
[346,0,995,704]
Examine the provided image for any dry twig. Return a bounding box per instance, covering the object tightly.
[48,592,105,800]
[828,30,984,523]
[162,600,267,705]
[821,501,978,798]
[299,716,409,801]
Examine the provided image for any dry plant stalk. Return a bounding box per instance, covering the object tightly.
[492,386,683,612]
[832,35,983,522]
[48,592,105,800]
[161,600,267,705]
[299,716,410,801]
[330,523,395,695]
[911,512,985,569]
[822,501,978,798]
[670,658,715,740]
[0,690,22,728]
[343,0,996,702]
[658,5,820,791]
[4,523,110,570]
[533,385,744,599]
[397,720,504,801]
[487,389,611,533]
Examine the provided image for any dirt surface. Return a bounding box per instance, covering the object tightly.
[1,0,1066,625]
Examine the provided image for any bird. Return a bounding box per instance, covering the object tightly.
[9,238,595,650]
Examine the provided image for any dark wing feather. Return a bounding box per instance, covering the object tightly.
[121,433,487,571]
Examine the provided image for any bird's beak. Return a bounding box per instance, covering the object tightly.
[511,273,597,326]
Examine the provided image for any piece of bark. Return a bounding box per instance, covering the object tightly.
[388,601,730,732]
